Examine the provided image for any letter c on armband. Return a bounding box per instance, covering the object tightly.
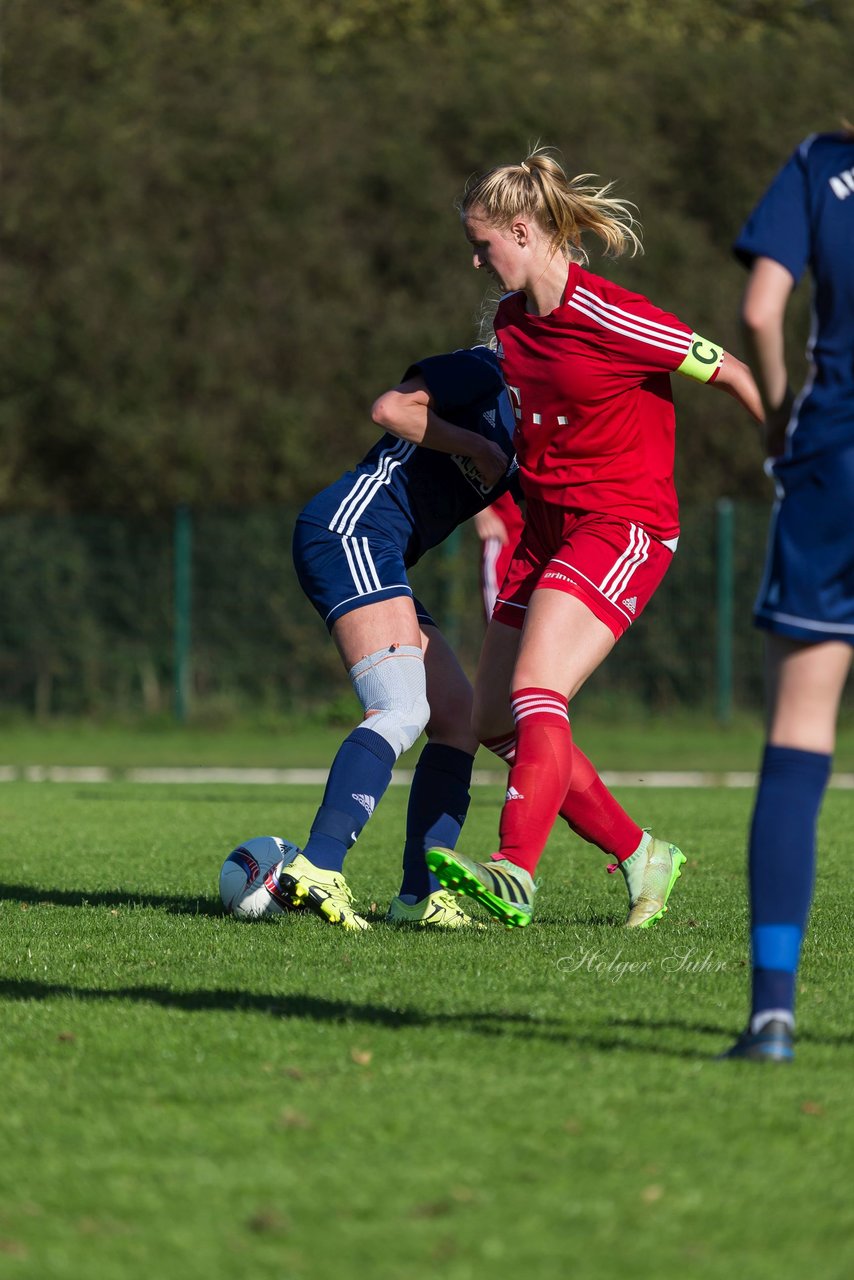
[677,333,724,383]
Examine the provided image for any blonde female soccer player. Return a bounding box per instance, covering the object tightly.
[428,146,763,928]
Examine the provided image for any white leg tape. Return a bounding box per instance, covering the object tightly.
[348,644,429,758]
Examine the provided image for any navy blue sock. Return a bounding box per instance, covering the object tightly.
[399,743,474,900]
[748,743,831,1021]
[301,727,397,873]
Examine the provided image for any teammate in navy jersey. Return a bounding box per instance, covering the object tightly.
[264,346,520,930]
[426,147,763,930]
[721,126,854,1063]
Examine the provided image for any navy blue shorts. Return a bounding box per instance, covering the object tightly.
[755,446,854,644]
[292,517,434,631]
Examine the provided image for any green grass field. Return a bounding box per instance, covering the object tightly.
[1,767,852,1279]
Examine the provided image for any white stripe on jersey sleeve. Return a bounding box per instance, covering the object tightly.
[327,438,414,535]
[570,286,693,356]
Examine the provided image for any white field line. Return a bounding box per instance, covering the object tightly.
[1,764,854,789]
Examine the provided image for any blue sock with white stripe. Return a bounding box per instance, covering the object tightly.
[748,743,831,1024]
[301,726,397,873]
[399,744,474,900]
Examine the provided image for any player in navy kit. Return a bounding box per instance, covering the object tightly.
[426,147,763,930]
[721,126,854,1062]
[266,346,520,930]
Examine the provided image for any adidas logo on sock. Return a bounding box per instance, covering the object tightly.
[505,785,525,801]
[622,596,637,615]
[352,793,375,816]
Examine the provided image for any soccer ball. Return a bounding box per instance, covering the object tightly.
[219,835,300,920]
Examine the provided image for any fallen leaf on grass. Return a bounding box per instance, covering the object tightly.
[247,1209,290,1234]
[412,1186,476,1218]
[411,1198,455,1219]
[279,1109,312,1130]
[350,1048,372,1066]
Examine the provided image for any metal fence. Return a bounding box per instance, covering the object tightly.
[0,501,827,721]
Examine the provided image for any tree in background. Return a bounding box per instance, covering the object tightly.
[1,0,852,513]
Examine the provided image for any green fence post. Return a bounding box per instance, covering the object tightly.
[174,504,192,723]
[716,497,734,725]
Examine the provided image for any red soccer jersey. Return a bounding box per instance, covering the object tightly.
[494,262,721,542]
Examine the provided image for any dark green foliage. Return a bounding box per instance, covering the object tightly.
[2,2,853,512]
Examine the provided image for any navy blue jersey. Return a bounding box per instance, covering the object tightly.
[299,347,519,565]
[734,132,854,456]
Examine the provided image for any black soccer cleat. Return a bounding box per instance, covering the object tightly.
[718,1018,794,1063]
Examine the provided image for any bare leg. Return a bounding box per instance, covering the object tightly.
[765,635,852,752]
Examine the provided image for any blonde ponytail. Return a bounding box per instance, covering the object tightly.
[461,145,642,264]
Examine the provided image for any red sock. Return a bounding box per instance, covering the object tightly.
[485,733,642,862]
[559,746,643,861]
[483,732,515,764]
[498,688,574,875]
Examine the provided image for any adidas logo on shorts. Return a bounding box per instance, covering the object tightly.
[622,596,637,615]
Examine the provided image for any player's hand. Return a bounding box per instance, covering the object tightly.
[763,388,795,458]
[471,440,510,489]
[473,507,509,543]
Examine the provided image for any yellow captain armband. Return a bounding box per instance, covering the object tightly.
[677,334,725,383]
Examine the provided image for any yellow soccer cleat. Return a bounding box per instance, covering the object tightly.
[614,835,686,928]
[272,853,371,931]
[386,889,487,929]
[426,847,536,928]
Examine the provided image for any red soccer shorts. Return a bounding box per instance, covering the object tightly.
[493,502,675,640]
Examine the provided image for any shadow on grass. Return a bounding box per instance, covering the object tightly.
[0,977,570,1036]
[1,883,622,929]
[6,975,846,1054]
[611,1015,853,1047]
[1,883,221,917]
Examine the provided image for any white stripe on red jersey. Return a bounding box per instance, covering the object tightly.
[493,262,703,540]
[569,286,694,356]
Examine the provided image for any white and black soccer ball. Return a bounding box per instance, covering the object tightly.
[219,835,300,920]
